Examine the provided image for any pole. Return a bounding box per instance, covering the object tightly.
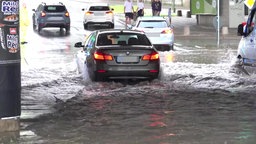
[217,0,220,47]
[0,0,21,132]
[168,8,172,24]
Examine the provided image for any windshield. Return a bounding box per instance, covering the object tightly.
[89,6,110,11]
[44,6,66,12]
[97,32,152,46]
[138,20,168,28]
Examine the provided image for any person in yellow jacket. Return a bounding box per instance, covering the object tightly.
[20,2,30,65]
[20,2,29,43]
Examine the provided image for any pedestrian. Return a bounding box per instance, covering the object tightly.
[124,0,134,28]
[137,0,144,17]
[151,0,155,16]
[152,0,162,16]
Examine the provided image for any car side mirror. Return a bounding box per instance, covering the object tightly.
[74,42,83,48]
[111,8,114,11]
[237,23,244,36]
[21,41,28,45]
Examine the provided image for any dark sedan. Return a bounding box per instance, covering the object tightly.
[74,29,160,81]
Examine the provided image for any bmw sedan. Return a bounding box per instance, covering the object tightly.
[74,29,160,81]
[131,16,174,51]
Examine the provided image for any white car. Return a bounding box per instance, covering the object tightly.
[82,3,114,30]
[237,6,256,67]
[131,16,174,51]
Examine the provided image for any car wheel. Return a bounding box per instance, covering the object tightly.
[169,45,174,51]
[65,26,70,33]
[157,67,163,80]
[110,23,114,28]
[234,57,250,75]
[89,71,98,82]
[89,70,106,82]
[32,19,36,30]
[84,24,88,30]
[33,24,36,30]
[235,56,243,66]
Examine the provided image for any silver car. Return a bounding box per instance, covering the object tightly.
[131,16,174,51]
[237,6,256,67]
[82,3,114,30]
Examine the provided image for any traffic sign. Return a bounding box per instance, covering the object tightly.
[244,0,255,9]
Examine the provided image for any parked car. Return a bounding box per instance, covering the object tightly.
[32,2,70,33]
[82,3,114,30]
[130,16,174,51]
[237,6,256,67]
[74,29,160,81]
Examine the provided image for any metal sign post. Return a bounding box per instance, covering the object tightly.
[217,0,220,47]
[0,0,21,132]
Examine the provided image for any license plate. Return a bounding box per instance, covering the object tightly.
[117,56,138,62]
[94,12,104,16]
[146,33,160,37]
[48,17,63,21]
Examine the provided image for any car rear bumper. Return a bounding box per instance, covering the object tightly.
[40,22,70,28]
[153,44,173,51]
[93,63,160,80]
[84,21,114,25]
[101,70,159,80]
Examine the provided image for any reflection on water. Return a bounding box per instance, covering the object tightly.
[19,81,256,144]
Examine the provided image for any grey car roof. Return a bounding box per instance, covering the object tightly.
[97,29,145,34]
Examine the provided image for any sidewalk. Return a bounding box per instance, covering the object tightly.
[117,12,239,39]
[72,0,240,46]
[113,0,240,46]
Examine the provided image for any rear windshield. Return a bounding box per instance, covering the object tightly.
[97,32,152,46]
[44,6,66,12]
[138,20,168,28]
[89,6,110,11]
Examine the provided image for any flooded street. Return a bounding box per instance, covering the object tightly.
[18,33,256,144]
[1,0,256,144]
[22,82,256,144]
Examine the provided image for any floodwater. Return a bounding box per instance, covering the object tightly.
[14,37,256,144]
[1,0,256,143]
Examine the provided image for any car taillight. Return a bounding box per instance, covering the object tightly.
[65,12,69,17]
[106,11,113,15]
[142,51,159,60]
[94,51,113,61]
[41,12,46,17]
[86,11,93,15]
[161,29,173,34]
